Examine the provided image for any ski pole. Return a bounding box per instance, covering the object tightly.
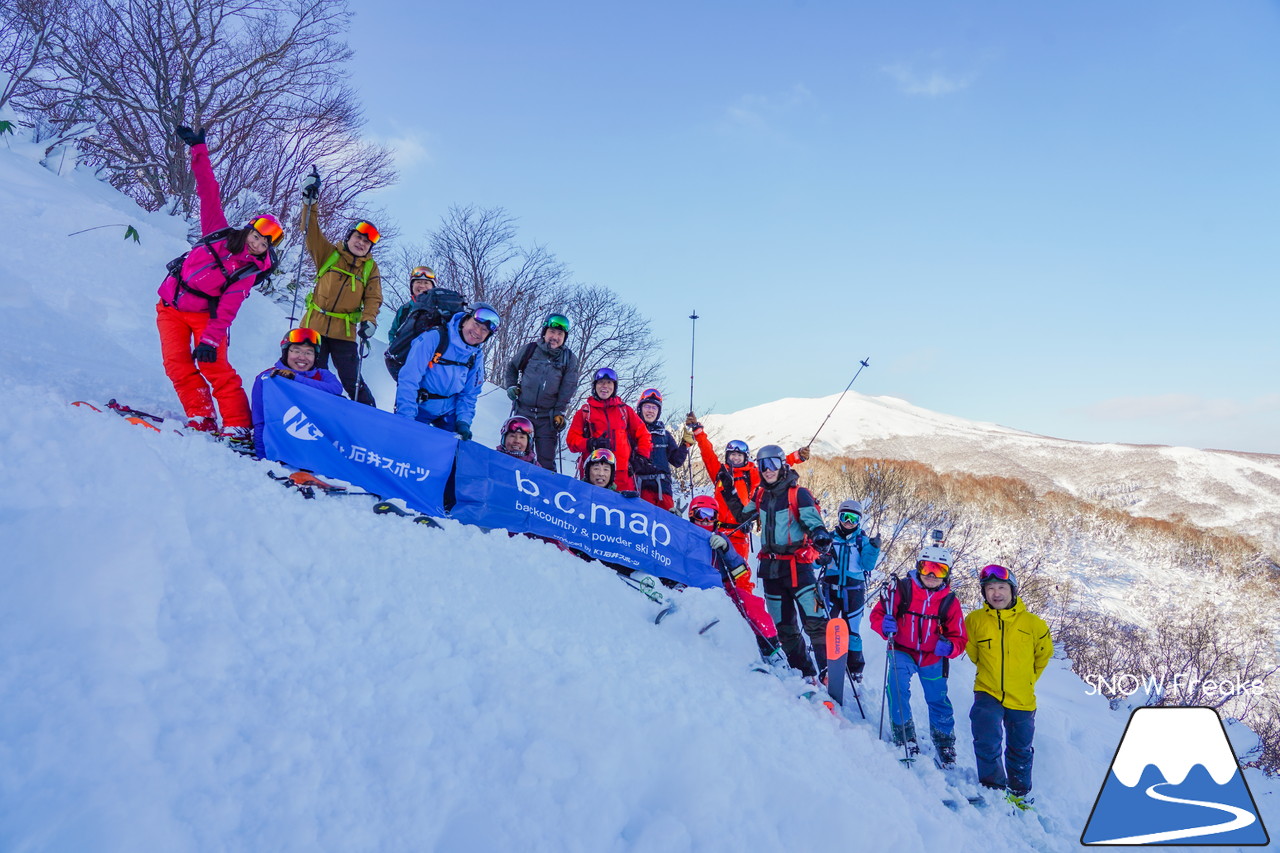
[354,335,371,405]
[289,169,317,324]
[878,574,896,741]
[804,357,871,452]
[685,309,698,502]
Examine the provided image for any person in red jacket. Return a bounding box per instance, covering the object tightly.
[870,544,969,766]
[158,125,280,444]
[684,413,809,564]
[566,368,651,491]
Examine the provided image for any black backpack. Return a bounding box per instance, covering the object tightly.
[384,287,467,379]
[163,227,277,316]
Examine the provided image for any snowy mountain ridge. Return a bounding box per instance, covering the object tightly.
[701,392,1280,552]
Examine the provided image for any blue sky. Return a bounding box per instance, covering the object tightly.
[345,0,1279,453]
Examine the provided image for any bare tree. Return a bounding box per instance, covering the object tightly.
[16,0,396,235]
[0,0,56,114]
[561,282,664,409]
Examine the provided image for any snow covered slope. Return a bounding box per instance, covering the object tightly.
[703,393,1280,551]
[1,132,1275,852]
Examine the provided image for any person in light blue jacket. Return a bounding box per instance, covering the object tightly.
[394,302,499,440]
[817,498,881,681]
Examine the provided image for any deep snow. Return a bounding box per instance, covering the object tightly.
[1,130,1275,852]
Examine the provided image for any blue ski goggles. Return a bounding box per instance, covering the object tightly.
[725,440,749,456]
[757,456,784,472]
[471,306,500,332]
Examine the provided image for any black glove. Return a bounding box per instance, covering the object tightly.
[270,368,296,380]
[553,414,567,431]
[301,166,321,201]
[358,321,375,341]
[816,552,834,567]
[586,436,610,451]
[869,534,882,549]
[175,125,206,147]
[619,490,639,499]
[810,528,833,550]
[192,343,218,363]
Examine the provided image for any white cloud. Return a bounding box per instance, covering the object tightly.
[723,84,814,129]
[1077,393,1280,423]
[881,62,974,97]
[365,129,432,171]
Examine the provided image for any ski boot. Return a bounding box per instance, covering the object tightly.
[1005,791,1035,811]
[849,651,865,683]
[186,416,218,433]
[219,425,254,453]
[931,728,957,769]
[891,722,920,763]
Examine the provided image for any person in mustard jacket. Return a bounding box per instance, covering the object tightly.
[965,564,1053,808]
[297,168,383,406]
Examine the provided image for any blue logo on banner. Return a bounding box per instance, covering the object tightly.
[261,377,453,516]
[1081,706,1270,846]
[451,441,720,588]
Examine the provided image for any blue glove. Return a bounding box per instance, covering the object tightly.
[881,614,898,636]
[933,638,953,657]
[455,422,472,441]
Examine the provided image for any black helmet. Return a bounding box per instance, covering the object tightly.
[756,444,787,474]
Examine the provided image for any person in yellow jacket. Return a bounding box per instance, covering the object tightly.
[964,564,1053,808]
[297,167,383,406]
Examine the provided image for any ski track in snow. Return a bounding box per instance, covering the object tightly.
[1,124,1277,853]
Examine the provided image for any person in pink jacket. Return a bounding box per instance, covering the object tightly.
[157,124,280,448]
[870,544,969,766]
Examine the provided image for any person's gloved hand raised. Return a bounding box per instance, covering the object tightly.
[301,166,321,202]
[175,125,206,147]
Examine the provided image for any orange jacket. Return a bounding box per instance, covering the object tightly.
[567,395,652,491]
[694,429,804,527]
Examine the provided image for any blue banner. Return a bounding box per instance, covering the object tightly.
[451,441,720,588]
[261,377,453,516]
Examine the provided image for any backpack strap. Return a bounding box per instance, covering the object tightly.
[517,341,537,374]
[427,324,475,370]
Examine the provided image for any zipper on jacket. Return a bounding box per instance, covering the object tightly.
[998,610,1006,704]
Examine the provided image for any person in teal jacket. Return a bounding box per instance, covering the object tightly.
[393,303,499,440]
[740,444,832,679]
[818,498,881,681]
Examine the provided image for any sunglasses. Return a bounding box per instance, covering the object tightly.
[639,388,662,405]
[545,314,570,332]
[840,511,861,525]
[725,440,749,456]
[250,214,284,245]
[979,564,1011,582]
[692,506,717,522]
[410,266,436,281]
[594,368,618,382]
[471,305,500,332]
[283,328,322,346]
[503,416,534,436]
[757,456,784,472]
[917,560,950,579]
[352,220,381,244]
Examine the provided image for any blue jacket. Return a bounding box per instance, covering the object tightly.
[394,313,486,425]
[824,526,880,586]
[251,361,343,458]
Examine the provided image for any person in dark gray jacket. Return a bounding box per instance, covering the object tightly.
[504,312,581,472]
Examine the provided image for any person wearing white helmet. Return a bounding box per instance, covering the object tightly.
[870,542,969,766]
[816,498,882,681]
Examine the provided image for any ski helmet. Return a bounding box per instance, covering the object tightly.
[592,367,618,398]
[689,495,718,524]
[465,302,501,336]
[637,388,663,419]
[280,327,322,361]
[542,313,570,336]
[755,444,787,473]
[409,265,436,284]
[345,219,381,246]
[584,447,617,486]
[724,439,750,465]
[978,564,1018,595]
[500,415,535,456]
[247,213,284,245]
[916,544,954,583]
